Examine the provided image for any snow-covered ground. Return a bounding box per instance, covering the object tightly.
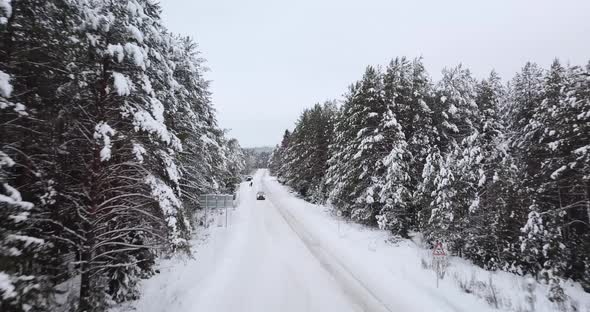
[114,169,590,312]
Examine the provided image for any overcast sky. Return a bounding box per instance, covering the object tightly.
[160,0,590,148]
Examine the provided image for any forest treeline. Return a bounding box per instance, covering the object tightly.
[270,57,590,299]
[0,1,245,311]
[243,147,272,173]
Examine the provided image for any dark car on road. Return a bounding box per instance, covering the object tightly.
[256,192,266,200]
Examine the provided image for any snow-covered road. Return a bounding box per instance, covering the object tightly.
[188,169,366,312]
[122,169,528,312]
[128,169,400,311]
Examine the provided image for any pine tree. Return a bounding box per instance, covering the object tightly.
[376,57,436,237]
[512,61,564,280]
[560,62,590,290]
[3,0,248,309]
[273,57,590,291]
[0,1,80,310]
[0,75,50,311]
[269,130,291,179]
[326,66,387,224]
[311,101,338,203]
[375,108,412,236]
[273,101,337,201]
[224,138,246,192]
[507,62,545,133]
[420,65,480,252]
[459,71,518,270]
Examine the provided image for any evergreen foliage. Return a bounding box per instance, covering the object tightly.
[271,57,590,296]
[0,1,245,311]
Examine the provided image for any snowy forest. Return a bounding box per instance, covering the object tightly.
[270,58,590,299]
[0,1,245,311]
[243,147,272,173]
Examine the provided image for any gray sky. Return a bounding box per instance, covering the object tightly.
[160,0,590,148]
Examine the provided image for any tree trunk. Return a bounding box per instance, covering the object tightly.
[586,182,590,227]
[78,248,91,312]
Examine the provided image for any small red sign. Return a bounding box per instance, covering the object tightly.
[433,242,446,256]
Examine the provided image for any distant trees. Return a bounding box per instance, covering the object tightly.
[0,1,244,311]
[244,147,273,174]
[270,101,337,202]
[270,58,590,295]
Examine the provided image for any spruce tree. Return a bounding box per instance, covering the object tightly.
[421,65,479,252]
[1,1,246,310]
[327,66,387,224]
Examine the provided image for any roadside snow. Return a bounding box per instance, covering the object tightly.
[110,179,249,312]
[262,170,590,312]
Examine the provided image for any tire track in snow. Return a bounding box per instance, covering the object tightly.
[260,170,467,312]
[262,180,394,312]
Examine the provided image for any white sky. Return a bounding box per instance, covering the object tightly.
[160,0,590,148]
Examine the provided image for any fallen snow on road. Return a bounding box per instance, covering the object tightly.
[113,169,590,312]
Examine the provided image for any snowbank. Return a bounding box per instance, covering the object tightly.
[263,172,590,312]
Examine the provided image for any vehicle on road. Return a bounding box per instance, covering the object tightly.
[256,191,266,200]
[245,176,253,181]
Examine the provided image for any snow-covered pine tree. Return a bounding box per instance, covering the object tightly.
[420,65,480,253]
[1,0,245,310]
[223,138,246,192]
[559,62,590,290]
[422,146,463,252]
[517,60,590,292]
[274,101,337,201]
[311,101,338,203]
[373,58,414,236]
[165,35,215,212]
[56,1,189,308]
[376,57,437,237]
[433,65,480,150]
[0,74,50,311]
[273,57,589,291]
[403,58,437,233]
[458,71,520,270]
[326,82,361,217]
[519,202,549,276]
[504,62,546,276]
[515,61,568,282]
[326,66,388,224]
[269,130,291,178]
[281,110,312,193]
[375,107,412,236]
[0,1,81,310]
[269,57,590,293]
[507,62,545,134]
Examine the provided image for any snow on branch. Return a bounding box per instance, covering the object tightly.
[93,121,116,161]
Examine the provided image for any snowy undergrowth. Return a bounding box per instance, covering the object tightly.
[109,209,227,312]
[264,175,590,312]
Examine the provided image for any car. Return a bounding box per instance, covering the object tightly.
[256,192,266,200]
[245,176,253,182]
